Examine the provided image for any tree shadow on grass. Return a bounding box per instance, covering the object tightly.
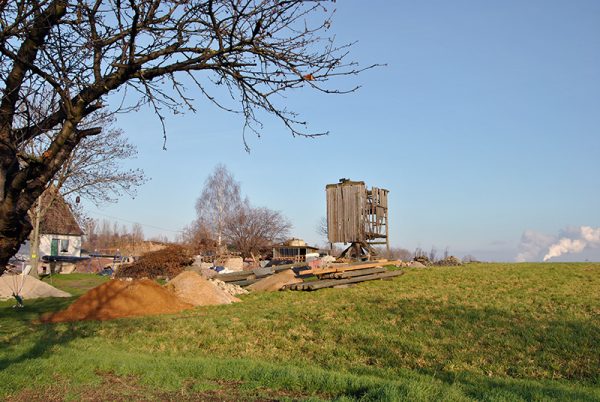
[0,301,78,374]
[0,282,132,371]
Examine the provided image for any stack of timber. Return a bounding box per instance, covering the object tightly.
[301,260,400,276]
[215,259,404,292]
[216,262,310,287]
[287,259,403,291]
[287,269,403,291]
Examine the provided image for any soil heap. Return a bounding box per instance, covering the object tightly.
[165,271,240,306]
[247,269,302,292]
[0,275,71,300]
[42,279,193,323]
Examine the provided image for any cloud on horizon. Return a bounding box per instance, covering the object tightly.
[516,230,556,262]
[516,226,600,262]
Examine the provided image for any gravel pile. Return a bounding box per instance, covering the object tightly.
[0,275,71,300]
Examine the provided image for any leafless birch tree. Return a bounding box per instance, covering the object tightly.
[195,164,241,248]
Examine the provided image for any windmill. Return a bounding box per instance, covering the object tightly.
[326,179,389,260]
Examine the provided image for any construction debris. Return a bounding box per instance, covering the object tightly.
[214,258,405,292]
[302,260,401,276]
[217,256,244,271]
[288,270,404,291]
[319,267,387,279]
[165,271,240,306]
[186,266,219,279]
[434,256,462,266]
[210,279,248,297]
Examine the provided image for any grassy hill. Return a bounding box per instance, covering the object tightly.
[1,263,599,401]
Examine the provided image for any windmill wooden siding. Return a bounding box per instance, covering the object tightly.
[326,181,389,245]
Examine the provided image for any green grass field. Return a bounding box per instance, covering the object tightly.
[1,264,599,401]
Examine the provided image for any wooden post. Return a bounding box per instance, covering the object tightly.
[386,207,390,257]
[30,199,41,279]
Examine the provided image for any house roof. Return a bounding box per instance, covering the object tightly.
[273,244,320,252]
[34,187,84,236]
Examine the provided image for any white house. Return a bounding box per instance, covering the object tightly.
[18,188,84,260]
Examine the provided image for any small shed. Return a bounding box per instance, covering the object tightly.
[272,239,319,262]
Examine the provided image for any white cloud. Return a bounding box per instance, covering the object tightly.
[543,226,600,261]
[515,230,555,262]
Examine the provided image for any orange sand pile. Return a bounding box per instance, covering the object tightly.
[42,279,193,323]
[165,271,240,306]
[247,269,302,292]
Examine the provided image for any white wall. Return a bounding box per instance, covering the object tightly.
[39,234,82,257]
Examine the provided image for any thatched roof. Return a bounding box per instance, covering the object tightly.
[34,187,84,236]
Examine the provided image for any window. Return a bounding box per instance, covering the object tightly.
[60,239,69,253]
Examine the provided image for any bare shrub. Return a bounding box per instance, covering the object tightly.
[115,245,193,279]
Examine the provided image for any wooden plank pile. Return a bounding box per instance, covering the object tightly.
[287,270,403,291]
[215,260,403,292]
[216,262,308,287]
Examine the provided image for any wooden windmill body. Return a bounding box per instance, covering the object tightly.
[326,180,389,260]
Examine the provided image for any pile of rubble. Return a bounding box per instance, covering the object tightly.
[210,278,248,297]
[165,271,240,305]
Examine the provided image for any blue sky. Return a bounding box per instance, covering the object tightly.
[84,1,600,262]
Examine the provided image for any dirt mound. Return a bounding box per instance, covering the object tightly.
[247,269,302,292]
[42,279,193,323]
[0,274,71,300]
[165,271,240,306]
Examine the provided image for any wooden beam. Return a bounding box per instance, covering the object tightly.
[294,270,404,291]
[320,267,387,279]
[303,260,400,276]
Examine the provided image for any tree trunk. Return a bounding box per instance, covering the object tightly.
[0,207,33,275]
[29,200,41,279]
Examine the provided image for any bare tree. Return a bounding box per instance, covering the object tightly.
[180,219,215,254]
[223,201,291,259]
[0,1,374,272]
[23,109,146,275]
[52,119,146,205]
[195,164,242,249]
[20,101,146,204]
[429,246,438,263]
[84,219,145,252]
[131,223,144,245]
[316,216,328,239]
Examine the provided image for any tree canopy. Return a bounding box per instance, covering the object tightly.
[0,0,372,271]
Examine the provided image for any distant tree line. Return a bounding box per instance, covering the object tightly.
[83,219,145,253]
